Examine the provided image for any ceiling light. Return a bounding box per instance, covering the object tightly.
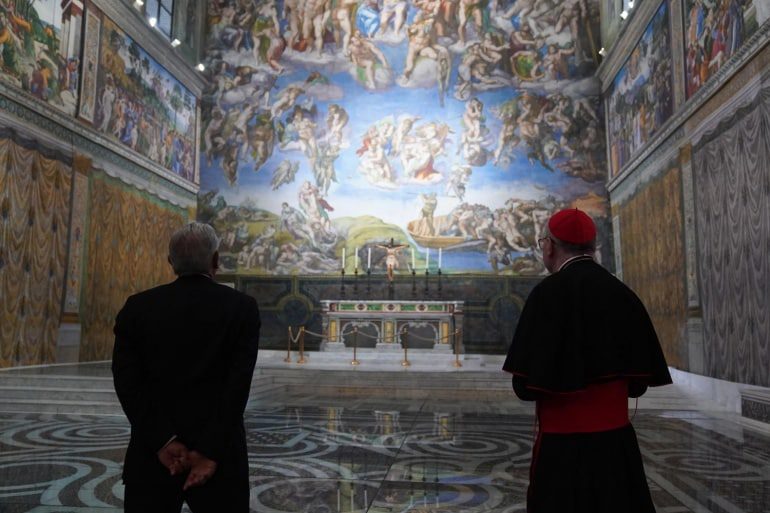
[134,0,144,7]
[171,38,181,47]
[628,0,635,7]
[599,47,607,57]
[148,16,157,27]
[196,63,205,72]
[620,10,628,19]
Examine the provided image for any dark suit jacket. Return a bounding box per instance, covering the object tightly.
[112,274,260,483]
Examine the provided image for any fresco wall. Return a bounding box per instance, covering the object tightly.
[0,128,72,368]
[199,0,613,278]
[607,0,673,176]
[0,0,82,115]
[617,161,687,368]
[79,169,187,362]
[684,0,764,99]
[692,86,770,387]
[78,1,197,183]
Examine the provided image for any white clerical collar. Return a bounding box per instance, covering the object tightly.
[558,254,595,272]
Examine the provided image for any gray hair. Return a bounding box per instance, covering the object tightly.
[168,222,220,275]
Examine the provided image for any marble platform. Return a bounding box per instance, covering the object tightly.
[0,363,769,512]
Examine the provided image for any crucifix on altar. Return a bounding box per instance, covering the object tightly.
[376,238,409,282]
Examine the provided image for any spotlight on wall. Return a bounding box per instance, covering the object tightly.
[171,38,181,47]
[620,9,629,19]
[134,0,144,7]
[148,16,157,27]
[599,47,607,57]
[628,0,635,7]
[196,63,205,72]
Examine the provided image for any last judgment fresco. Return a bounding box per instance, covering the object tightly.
[198,0,612,276]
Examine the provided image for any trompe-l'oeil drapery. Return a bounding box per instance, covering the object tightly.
[0,135,72,367]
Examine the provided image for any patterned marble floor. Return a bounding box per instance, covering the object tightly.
[1,386,770,512]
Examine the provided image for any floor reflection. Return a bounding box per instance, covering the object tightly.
[0,392,769,512]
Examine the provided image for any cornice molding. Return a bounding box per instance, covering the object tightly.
[0,85,197,208]
[91,0,208,97]
[597,0,664,89]
[607,21,770,193]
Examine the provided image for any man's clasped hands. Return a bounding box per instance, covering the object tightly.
[157,440,218,490]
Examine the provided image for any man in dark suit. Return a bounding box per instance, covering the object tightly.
[113,222,260,512]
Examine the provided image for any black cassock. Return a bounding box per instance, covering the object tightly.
[503,256,671,513]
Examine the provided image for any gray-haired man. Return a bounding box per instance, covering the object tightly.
[113,222,260,512]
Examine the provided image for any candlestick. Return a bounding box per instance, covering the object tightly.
[438,248,442,269]
[426,248,430,270]
[354,247,359,270]
[367,247,372,269]
[342,247,346,269]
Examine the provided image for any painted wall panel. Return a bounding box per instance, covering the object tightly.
[199,0,613,277]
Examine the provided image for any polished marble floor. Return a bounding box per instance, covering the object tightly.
[1,378,769,512]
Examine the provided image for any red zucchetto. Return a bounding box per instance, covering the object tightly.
[548,208,596,245]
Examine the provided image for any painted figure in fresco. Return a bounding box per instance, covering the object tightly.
[376,238,410,281]
[554,0,591,64]
[298,180,334,235]
[402,16,450,85]
[457,0,486,45]
[380,0,409,37]
[282,0,302,49]
[542,44,575,81]
[271,85,305,120]
[98,75,116,133]
[347,33,391,90]
[313,142,340,194]
[325,104,349,145]
[447,164,472,201]
[332,0,359,53]
[280,202,317,245]
[460,97,489,166]
[271,160,300,190]
[302,0,333,55]
[251,0,286,72]
[418,192,438,237]
[392,115,420,156]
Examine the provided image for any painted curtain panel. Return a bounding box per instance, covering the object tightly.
[618,163,687,368]
[79,170,186,362]
[199,0,612,277]
[0,0,82,115]
[684,0,764,99]
[79,1,197,183]
[0,128,72,368]
[607,0,673,176]
[692,86,770,387]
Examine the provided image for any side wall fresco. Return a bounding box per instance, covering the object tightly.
[691,85,770,387]
[79,169,187,362]
[607,0,674,177]
[199,0,614,278]
[0,0,82,116]
[79,1,198,183]
[0,128,72,367]
[616,161,687,369]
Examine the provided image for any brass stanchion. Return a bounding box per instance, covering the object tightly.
[452,328,462,368]
[401,326,410,367]
[297,326,307,364]
[284,326,293,363]
[351,326,360,366]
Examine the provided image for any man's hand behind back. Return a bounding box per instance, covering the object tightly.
[183,451,218,491]
[157,440,189,476]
